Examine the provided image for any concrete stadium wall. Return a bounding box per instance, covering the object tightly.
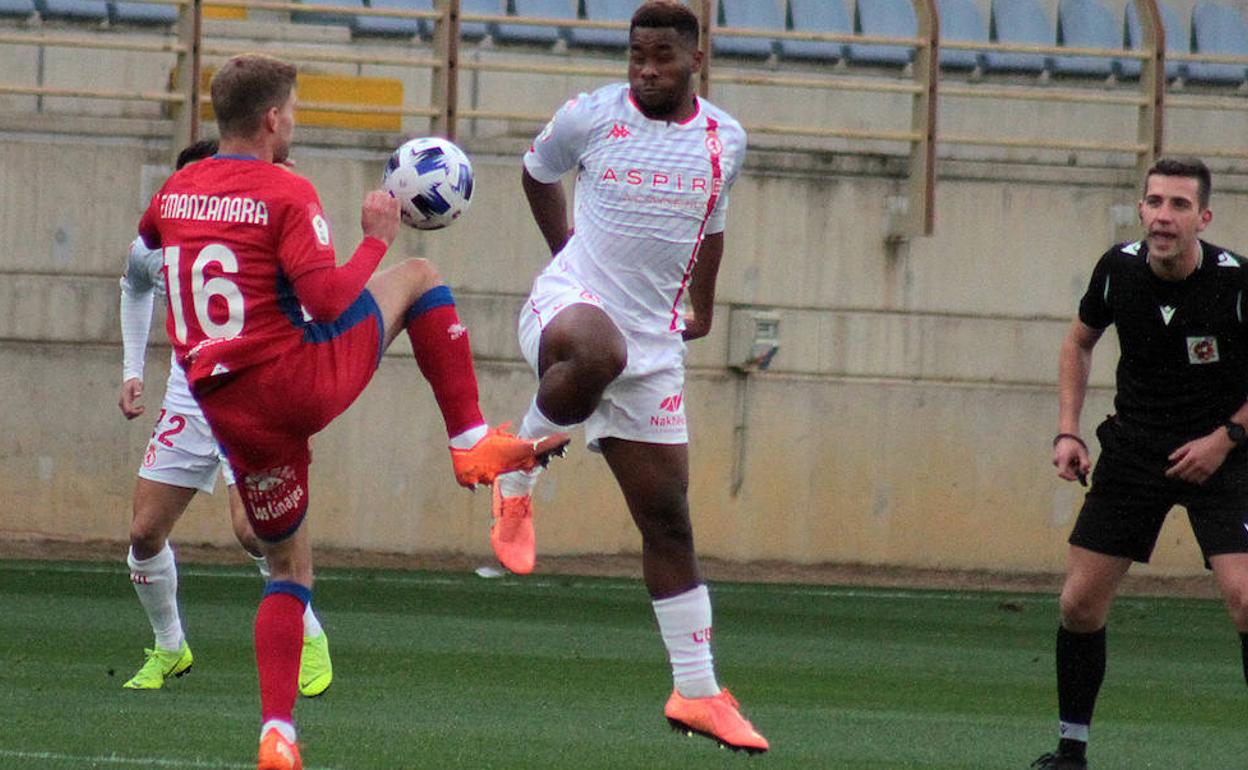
[4,12,1248,577]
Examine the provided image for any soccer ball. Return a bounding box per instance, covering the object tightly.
[382,137,475,230]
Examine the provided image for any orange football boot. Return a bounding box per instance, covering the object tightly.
[664,688,770,754]
[257,728,302,770]
[450,425,569,489]
[490,479,536,574]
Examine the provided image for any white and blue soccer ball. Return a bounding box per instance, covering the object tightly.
[382,136,474,230]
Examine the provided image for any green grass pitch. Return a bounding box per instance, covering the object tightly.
[0,559,1243,769]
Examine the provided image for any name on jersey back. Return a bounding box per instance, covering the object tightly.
[158,193,270,225]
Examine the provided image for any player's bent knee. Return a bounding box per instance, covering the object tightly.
[398,258,441,295]
[1058,590,1108,632]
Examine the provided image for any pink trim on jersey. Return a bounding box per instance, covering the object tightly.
[626,90,703,127]
[669,116,722,333]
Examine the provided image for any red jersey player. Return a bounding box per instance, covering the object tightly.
[137,53,568,770]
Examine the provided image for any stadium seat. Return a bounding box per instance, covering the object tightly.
[460,0,502,41]
[34,0,108,21]
[1122,0,1186,80]
[352,0,428,37]
[936,0,986,71]
[847,0,916,68]
[292,0,364,26]
[568,0,631,49]
[495,0,574,46]
[1051,0,1117,78]
[779,0,849,63]
[982,0,1051,74]
[108,0,176,23]
[0,0,36,16]
[1186,2,1248,85]
[714,0,781,59]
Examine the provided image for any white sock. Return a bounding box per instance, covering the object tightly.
[260,719,296,743]
[652,584,720,698]
[1059,721,1090,742]
[449,423,488,450]
[127,543,185,651]
[303,604,323,638]
[251,553,271,581]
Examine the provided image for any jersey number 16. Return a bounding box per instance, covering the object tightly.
[162,244,245,344]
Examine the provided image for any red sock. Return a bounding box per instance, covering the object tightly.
[255,588,306,724]
[405,289,484,438]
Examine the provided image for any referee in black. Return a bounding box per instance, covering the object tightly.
[1033,157,1248,770]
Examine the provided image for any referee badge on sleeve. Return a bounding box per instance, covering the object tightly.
[1187,336,1220,364]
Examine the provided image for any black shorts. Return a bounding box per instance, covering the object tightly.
[1070,418,1248,564]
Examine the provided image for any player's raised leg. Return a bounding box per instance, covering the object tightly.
[124,477,196,689]
[491,304,626,573]
[364,258,569,488]
[600,437,768,754]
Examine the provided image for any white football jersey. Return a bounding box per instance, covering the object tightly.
[523,83,747,338]
[121,237,202,417]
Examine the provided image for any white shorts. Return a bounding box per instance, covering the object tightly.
[518,271,688,451]
[137,407,234,494]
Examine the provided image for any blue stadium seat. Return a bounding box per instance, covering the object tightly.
[847,0,916,68]
[1186,2,1248,85]
[292,0,364,26]
[352,0,428,37]
[936,0,986,71]
[982,0,1051,74]
[715,0,781,59]
[460,0,502,41]
[35,0,108,21]
[495,0,574,46]
[1122,0,1185,79]
[0,0,37,15]
[1051,0,1117,78]
[108,0,176,23]
[780,0,849,63]
[568,0,631,49]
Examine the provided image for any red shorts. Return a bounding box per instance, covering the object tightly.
[197,291,384,541]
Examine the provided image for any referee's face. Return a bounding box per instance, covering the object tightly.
[1139,175,1211,263]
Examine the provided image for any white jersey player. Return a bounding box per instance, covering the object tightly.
[489,1,767,754]
[118,140,331,695]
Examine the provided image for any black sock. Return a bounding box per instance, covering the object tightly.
[1240,632,1248,686]
[1056,625,1106,751]
[1058,738,1087,760]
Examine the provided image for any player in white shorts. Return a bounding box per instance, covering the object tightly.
[117,139,331,695]
[490,1,767,754]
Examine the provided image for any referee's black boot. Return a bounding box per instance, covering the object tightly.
[1030,751,1088,770]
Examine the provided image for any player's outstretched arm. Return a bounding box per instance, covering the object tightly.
[522,167,570,257]
[291,191,399,322]
[1054,318,1102,482]
[683,232,724,341]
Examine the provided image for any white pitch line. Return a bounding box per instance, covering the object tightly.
[0,749,342,770]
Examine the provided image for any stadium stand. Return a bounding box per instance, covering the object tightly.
[1122,0,1185,79]
[495,0,573,46]
[351,0,428,37]
[460,0,501,41]
[1050,0,1117,78]
[1186,2,1248,85]
[847,0,916,68]
[982,0,1051,74]
[779,0,849,63]
[567,0,631,49]
[108,0,176,24]
[714,0,781,59]
[34,0,108,21]
[935,0,986,71]
[292,0,365,26]
[0,0,36,16]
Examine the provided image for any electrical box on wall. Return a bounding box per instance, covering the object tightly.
[728,308,780,373]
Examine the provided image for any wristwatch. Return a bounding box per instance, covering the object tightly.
[1225,420,1247,444]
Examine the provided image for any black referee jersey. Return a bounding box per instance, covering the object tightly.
[1079,239,1248,447]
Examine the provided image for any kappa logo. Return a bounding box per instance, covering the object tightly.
[1188,336,1220,364]
[659,391,684,413]
[447,322,467,341]
[607,123,632,140]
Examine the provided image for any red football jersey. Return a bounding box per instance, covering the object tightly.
[138,156,338,388]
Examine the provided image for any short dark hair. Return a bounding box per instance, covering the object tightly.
[175,139,219,169]
[210,54,297,139]
[1146,156,1212,209]
[630,0,699,45]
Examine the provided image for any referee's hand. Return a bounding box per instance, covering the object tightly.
[1165,430,1234,485]
[1053,438,1090,485]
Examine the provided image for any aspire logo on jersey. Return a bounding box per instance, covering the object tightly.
[598,167,724,196]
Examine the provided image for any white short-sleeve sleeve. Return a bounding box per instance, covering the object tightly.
[523,95,595,184]
[705,127,747,236]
